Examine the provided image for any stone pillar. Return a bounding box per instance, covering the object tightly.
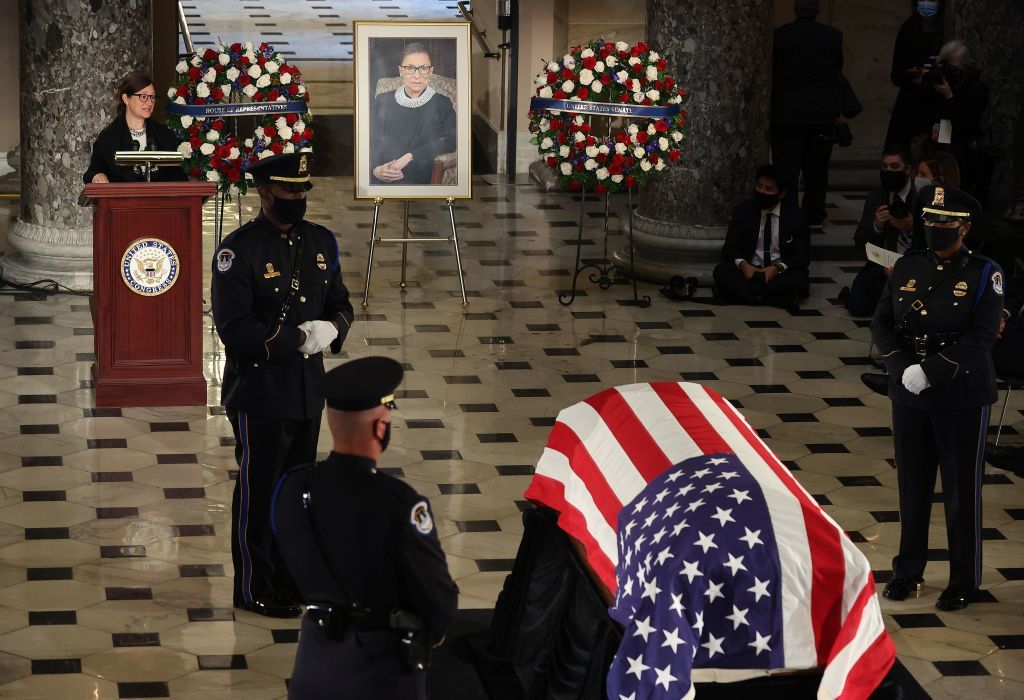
[946,0,1024,211]
[7,0,151,291]
[612,0,774,284]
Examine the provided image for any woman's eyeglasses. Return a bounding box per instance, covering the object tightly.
[399,65,433,76]
[133,93,158,103]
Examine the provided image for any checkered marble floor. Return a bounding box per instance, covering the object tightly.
[0,179,1022,698]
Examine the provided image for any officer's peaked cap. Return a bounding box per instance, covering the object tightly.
[919,184,980,223]
[249,152,313,191]
[324,356,403,411]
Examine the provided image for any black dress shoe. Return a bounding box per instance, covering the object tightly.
[936,586,977,611]
[235,597,302,618]
[860,372,888,397]
[882,576,923,601]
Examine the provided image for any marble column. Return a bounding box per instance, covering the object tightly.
[612,0,774,284]
[6,0,151,291]
[946,0,1024,211]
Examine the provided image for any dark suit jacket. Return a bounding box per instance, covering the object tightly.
[83,115,186,184]
[854,185,924,252]
[772,17,844,127]
[721,198,810,272]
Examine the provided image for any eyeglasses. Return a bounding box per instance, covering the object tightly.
[133,93,158,103]
[399,65,433,76]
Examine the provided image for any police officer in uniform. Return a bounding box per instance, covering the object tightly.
[872,185,1003,611]
[212,153,355,617]
[272,357,458,699]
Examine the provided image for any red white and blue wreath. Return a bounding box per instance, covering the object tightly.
[528,40,687,194]
[165,41,314,194]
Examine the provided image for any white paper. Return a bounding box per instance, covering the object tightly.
[937,118,952,144]
[866,243,902,269]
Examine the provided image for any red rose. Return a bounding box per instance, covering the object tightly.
[609,164,621,175]
[612,153,625,165]
[188,66,201,81]
[657,59,667,71]
[586,136,596,146]
[259,42,269,51]
[228,168,241,182]
[230,42,242,53]
[618,94,630,103]
[553,89,566,99]
[637,131,649,144]
[214,64,224,73]
[664,77,675,89]
[669,149,681,161]
[237,56,250,67]
[253,92,264,102]
[546,156,557,167]
[624,175,636,188]
[596,153,607,164]
[176,85,190,97]
[210,157,222,169]
[556,132,568,144]
[649,154,659,165]
[595,183,606,195]
[211,87,224,100]
[569,180,580,190]
[188,124,199,136]
[189,136,201,149]
[631,62,643,74]
[580,123,591,134]
[624,79,633,90]
[194,97,206,105]
[270,141,284,154]
[238,74,251,87]
[599,48,609,58]
[257,55,267,66]
[547,71,558,85]
[654,80,663,90]
[264,126,276,137]
[619,50,628,60]
[203,48,217,60]
[302,128,313,140]
[279,65,291,74]
[630,46,642,57]
[654,120,668,133]
[561,68,574,80]
[212,119,225,131]
[291,132,301,143]
[639,78,648,87]
[287,84,299,96]
[637,42,649,52]
[604,42,615,53]
[625,156,635,167]
[286,113,299,125]
[600,74,612,85]
[268,89,281,101]
[577,87,589,99]
[582,56,597,69]
[189,167,201,178]
[642,98,652,105]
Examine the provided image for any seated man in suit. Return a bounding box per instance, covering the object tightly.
[713,164,810,309]
[841,148,920,317]
[985,293,1024,477]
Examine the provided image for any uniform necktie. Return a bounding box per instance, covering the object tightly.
[762,211,773,267]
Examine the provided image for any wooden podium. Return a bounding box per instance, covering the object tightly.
[81,182,216,407]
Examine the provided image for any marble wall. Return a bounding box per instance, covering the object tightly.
[0,0,20,173]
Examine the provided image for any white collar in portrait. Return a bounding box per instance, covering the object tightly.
[395,85,436,109]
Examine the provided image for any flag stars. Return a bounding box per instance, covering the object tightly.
[728,488,752,505]
[694,531,718,553]
[632,616,656,642]
[642,578,662,603]
[633,533,647,552]
[676,483,696,497]
[624,519,637,536]
[749,631,772,656]
[739,527,764,549]
[693,610,705,636]
[680,559,703,583]
[621,576,634,597]
[662,503,681,519]
[704,579,725,603]
[725,605,750,630]
[672,519,689,536]
[653,487,670,504]
[625,654,649,680]
[665,470,684,483]
[669,592,685,616]
[653,664,678,691]
[748,576,771,602]
[632,497,648,513]
[661,627,686,654]
[651,527,668,545]
[701,633,725,658]
[691,467,712,479]
[717,470,740,480]
[705,457,729,466]
[642,512,658,529]
[655,546,673,566]
[723,552,747,576]
[701,482,724,494]
[711,506,735,527]
[685,497,706,513]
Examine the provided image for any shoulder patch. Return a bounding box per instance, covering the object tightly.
[410,500,434,535]
[992,271,1004,296]
[216,248,236,273]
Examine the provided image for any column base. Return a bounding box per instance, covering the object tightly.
[610,212,726,286]
[2,219,93,292]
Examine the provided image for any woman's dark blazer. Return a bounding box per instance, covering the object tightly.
[83,115,187,184]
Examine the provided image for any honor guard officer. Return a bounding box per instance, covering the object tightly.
[211,152,355,618]
[271,357,458,700]
[871,185,1003,611]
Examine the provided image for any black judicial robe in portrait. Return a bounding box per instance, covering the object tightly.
[369,90,456,185]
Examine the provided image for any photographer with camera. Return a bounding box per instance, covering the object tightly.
[885,1,945,156]
[842,148,922,317]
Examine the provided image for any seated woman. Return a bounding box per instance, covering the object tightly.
[915,150,961,191]
[369,43,456,185]
[83,71,185,184]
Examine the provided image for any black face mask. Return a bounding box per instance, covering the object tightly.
[269,194,307,224]
[377,422,391,452]
[879,170,908,192]
[754,191,780,210]
[924,224,962,251]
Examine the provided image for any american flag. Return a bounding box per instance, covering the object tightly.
[524,382,895,700]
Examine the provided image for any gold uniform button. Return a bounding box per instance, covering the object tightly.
[303,353,309,359]
[936,265,944,270]
[300,296,306,302]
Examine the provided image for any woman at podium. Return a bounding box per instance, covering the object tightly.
[84,71,186,184]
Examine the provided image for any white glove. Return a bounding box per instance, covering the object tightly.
[297,320,338,355]
[901,364,930,395]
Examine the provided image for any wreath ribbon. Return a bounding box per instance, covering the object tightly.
[530,98,680,119]
[166,100,309,118]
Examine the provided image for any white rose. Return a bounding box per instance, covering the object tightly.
[206,129,220,141]
[541,137,553,149]
[175,60,188,74]
[245,172,253,180]
[581,48,595,59]
[562,80,574,93]
[641,159,653,172]
[649,51,660,62]
[265,61,279,74]
[563,55,576,68]
[196,82,210,98]
[568,96,581,102]
[614,142,627,154]
[672,94,683,104]
[584,158,597,171]
[655,160,667,170]
[598,144,610,154]
[218,53,230,66]
[244,41,254,52]
[611,174,624,183]
[606,56,617,68]
[247,64,262,79]
[280,72,292,85]
[595,167,609,180]
[243,84,257,97]
[616,41,629,52]
[574,115,585,126]
[174,96,185,105]
[294,120,305,132]
[276,116,287,130]
[297,84,306,95]
[634,146,645,158]
[256,74,271,88]
[648,124,657,135]
[229,147,240,160]
[283,142,295,153]
[628,56,641,66]
[616,70,628,84]
[573,131,586,142]
[190,55,202,66]
[244,138,254,148]
[203,67,217,83]
[590,81,603,94]
[538,86,553,99]
[658,137,669,150]
[646,89,660,101]
[276,95,286,102]
[258,149,273,159]
[214,43,225,52]
[221,83,232,98]
[627,124,639,135]
[177,142,193,157]
[199,142,215,155]
[534,74,547,88]
[548,61,559,72]
[206,169,221,182]
[579,69,594,85]
[166,87,176,99]
[279,126,293,140]
[559,145,570,157]
[560,162,572,175]
[539,118,550,130]
[226,67,240,81]
[594,61,605,73]
[180,115,193,128]
[585,146,598,158]
[646,65,658,81]
[671,131,683,142]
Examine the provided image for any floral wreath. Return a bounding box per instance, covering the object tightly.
[528,40,687,194]
[165,41,314,193]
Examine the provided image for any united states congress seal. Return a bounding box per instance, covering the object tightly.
[121,238,180,296]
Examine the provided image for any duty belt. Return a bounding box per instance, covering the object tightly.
[898,332,961,358]
[306,603,391,640]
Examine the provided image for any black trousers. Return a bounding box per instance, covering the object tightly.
[771,124,834,226]
[891,402,990,590]
[713,262,808,308]
[228,409,321,605]
[845,263,887,318]
[289,615,426,699]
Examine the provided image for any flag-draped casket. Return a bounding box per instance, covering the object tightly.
[523,382,895,700]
